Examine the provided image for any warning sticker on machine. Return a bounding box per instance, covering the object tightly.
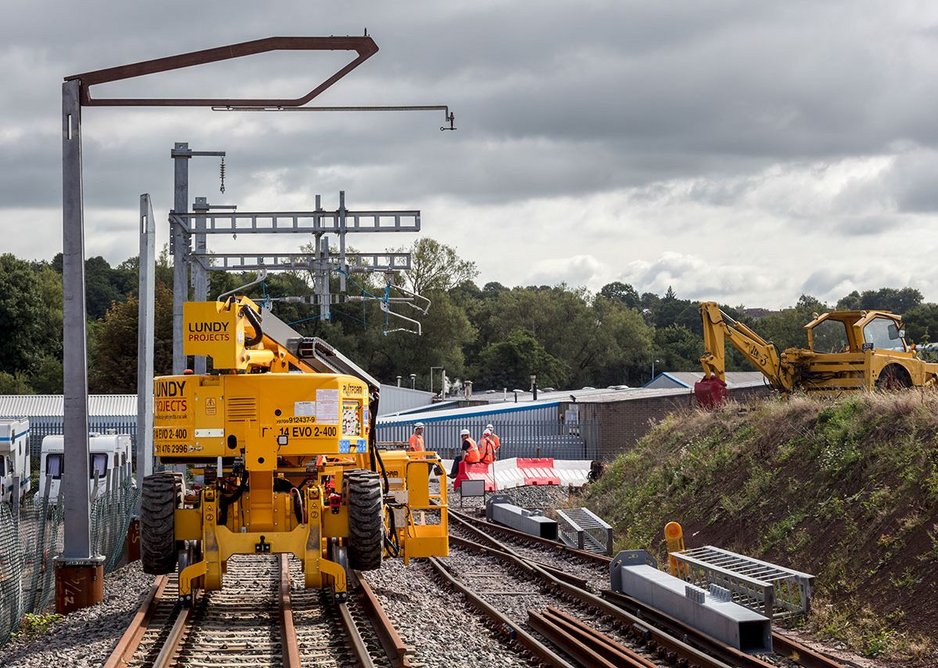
[316,389,339,424]
[294,401,315,417]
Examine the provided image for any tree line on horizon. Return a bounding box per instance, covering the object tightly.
[2,242,938,396]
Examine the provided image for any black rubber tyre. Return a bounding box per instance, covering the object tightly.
[876,365,911,391]
[346,470,384,571]
[141,472,181,575]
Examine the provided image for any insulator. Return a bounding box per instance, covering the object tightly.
[219,157,226,193]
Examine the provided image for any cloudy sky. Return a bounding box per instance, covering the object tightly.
[3,1,938,309]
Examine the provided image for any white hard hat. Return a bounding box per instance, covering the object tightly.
[485,423,494,430]
[414,422,425,429]
[483,429,492,435]
[460,428,470,436]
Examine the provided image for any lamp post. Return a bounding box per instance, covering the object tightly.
[530,374,538,401]
[651,359,660,381]
[409,373,416,389]
[430,366,444,395]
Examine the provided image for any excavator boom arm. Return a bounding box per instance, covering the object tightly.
[699,302,790,391]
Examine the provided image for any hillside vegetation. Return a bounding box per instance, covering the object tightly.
[583,393,938,662]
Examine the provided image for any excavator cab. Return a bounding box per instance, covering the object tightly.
[805,311,908,354]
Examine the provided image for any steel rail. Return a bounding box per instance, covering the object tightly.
[529,608,658,668]
[279,554,302,668]
[449,534,590,589]
[453,509,848,668]
[449,508,612,565]
[338,600,376,668]
[771,632,849,668]
[543,607,659,668]
[103,575,168,668]
[152,605,193,668]
[353,570,414,668]
[427,556,575,668]
[450,516,740,668]
[528,610,621,668]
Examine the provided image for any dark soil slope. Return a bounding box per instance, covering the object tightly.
[583,393,938,662]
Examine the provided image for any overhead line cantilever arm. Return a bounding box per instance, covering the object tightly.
[212,104,457,130]
[65,36,379,107]
[699,301,789,391]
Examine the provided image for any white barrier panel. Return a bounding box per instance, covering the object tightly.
[443,458,592,491]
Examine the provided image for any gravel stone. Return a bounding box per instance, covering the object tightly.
[363,559,535,667]
[0,560,153,668]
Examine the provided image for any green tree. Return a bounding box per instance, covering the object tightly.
[836,288,923,313]
[902,303,938,345]
[30,357,63,394]
[84,256,125,319]
[653,324,703,373]
[475,329,568,389]
[0,372,33,394]
[402,238,478,294]
[588,296,655,386]
[599,281,641,309]
[0,254,49,377]
[89,284,174,393]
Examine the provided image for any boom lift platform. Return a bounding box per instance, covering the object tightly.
[697,301,938,405]
[142,295,448,601]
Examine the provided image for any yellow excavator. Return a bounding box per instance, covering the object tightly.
[142,295,448,602]
[696,301,938,405]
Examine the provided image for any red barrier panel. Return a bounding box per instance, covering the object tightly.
[453,460,496,491]
[516,458,560,486]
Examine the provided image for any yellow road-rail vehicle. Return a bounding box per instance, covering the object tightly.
[141,296,448,602]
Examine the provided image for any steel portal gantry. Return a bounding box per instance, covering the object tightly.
[61,34,452,612]
[169,181,427,371]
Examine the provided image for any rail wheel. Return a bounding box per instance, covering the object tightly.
[346,470,383,571]
[876,364,911,390]
[141,471,183,575]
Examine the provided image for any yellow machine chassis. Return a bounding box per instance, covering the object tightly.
[149,296,449,600]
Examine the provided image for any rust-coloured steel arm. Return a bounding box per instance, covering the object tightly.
[65,36,378,107]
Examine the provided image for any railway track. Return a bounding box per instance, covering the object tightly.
[105,554,409,667]
[433,535,737,667]
[448,507,849,668]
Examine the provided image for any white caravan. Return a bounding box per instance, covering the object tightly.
[38,433,134,503]
[0,418,31,503]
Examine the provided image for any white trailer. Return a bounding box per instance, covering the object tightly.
[38,433,134,503]
[0,418,31,503]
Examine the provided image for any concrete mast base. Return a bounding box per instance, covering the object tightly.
[55,556,106,614]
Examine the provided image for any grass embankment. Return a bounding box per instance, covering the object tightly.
[582,393,938,662]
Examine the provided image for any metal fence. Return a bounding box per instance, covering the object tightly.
[377,417,600,460]
[23,417,137,459]
[0,469,138,648]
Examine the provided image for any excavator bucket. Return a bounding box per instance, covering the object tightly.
[694,375,728,409]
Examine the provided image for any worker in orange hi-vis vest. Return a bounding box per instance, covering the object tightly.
[449,428,480,478]
[408,422,425,452]
[462,429,480,463]
[479,429,498,465]
[485,422,501,455]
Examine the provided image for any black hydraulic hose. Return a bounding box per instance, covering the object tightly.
[273,477,304,525]
[368,389,391,495]
[241,305,264,347]
[218,468,249,526]
[368,390,379,474]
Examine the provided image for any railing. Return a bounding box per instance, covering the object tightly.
[671,546,814,619]
[0,469,139,647]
